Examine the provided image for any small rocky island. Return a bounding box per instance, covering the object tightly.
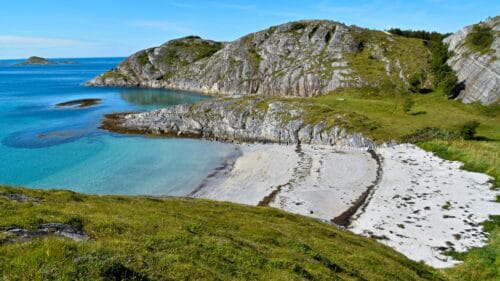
[56,98,101,108]
[16,56,78,65]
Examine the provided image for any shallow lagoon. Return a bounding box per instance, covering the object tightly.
[0,58,236,195]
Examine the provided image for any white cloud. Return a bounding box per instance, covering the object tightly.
[0,35,94,48]
[129,20,195,34]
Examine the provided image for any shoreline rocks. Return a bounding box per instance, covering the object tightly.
[100,98,377,148]
[56,98,101,108]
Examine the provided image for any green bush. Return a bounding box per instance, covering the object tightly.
[387,28,447,41]
[388,27,458,94]
[401,127,459,143]
[459,120,480,140]
[408,74,421,92]
[136,52,149,65]
[402,97,414,113]
[439,72,459,98]
[466,25,494,54]
[290,22,307,31]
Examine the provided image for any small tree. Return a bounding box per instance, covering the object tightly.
[403,97,414,114]
[459,120,480,140]
[439,72,459,98]
[408,73,421,93]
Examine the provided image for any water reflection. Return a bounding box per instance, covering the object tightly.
[120,89,209,108]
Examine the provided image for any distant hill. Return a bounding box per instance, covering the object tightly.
[16,56,78,65]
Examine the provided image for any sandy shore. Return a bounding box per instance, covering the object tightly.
[191,142,499,268]
[350,144,498,268]
[192,143,377,221]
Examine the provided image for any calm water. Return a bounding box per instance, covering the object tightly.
[0,57,236,195]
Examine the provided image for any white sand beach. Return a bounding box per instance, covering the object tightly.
[350,144,498,268]
[191,143,499,268]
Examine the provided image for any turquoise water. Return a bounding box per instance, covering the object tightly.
[0,58,236,195]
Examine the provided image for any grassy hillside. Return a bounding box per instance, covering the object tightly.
[0,186,444,281]
[238,88,499,142]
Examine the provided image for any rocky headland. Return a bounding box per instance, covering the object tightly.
[88,18,499,104]
[101,98,376,148]
[87,20,432,98]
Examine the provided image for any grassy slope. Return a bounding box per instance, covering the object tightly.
[246,88,499,142]
[348,29,432,89]
[0,186,443,281]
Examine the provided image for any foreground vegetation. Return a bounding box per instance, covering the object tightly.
[0,186,443,281]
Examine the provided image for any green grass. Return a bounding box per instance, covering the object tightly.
[247,88,499,189]
[465,24,496,55]
[419,139,499,280]
[252,88,499,142]
[419,140,499,188]
[348,29,432,90]
[0,186,444,281]
[101,71,127,80]
[137,52,150,66]
[162,37,223,64]
[442,215,499,280]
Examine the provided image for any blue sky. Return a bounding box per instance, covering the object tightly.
[0,0,498,59]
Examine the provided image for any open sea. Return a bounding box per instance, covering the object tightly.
[0,57,236,195]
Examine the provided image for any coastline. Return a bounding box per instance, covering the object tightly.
[98,106,498,268]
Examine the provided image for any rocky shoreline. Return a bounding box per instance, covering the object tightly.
[100,98,377,148]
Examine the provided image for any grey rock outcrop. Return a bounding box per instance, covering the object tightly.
[444,16,500,104]
[106,98,376,149]
[1,223,89,243]
[1,193,41,203]
[88,20,427,97]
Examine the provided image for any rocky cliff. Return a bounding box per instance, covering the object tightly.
[102,98,376,148]
[444,16,499,104]
[87,20,431,97]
